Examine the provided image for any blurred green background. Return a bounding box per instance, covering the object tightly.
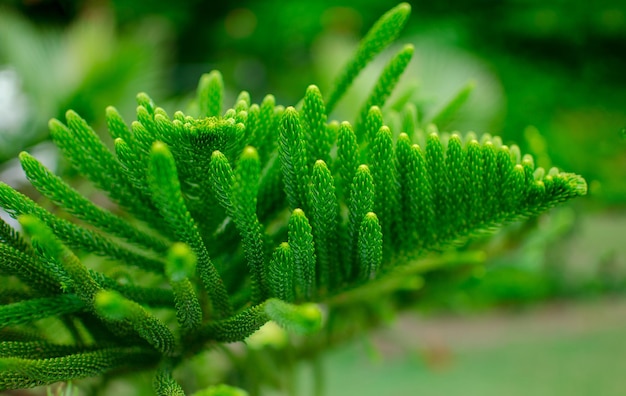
[1,0,625,394]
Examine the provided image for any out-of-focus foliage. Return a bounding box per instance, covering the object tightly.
[0,5,171,165]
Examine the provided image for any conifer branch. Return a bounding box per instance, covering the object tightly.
[288,209,317,301]
[0,216,30,254]
[428,80,475,128]
[0,347,157,391]
[95,290,176,354]
[18,152,170,254]
[198,302,269,343]
[357,212,383,281]
[279,107,310,212]
[0,294,85,327]
[0,3,587,393]
[19,215,99,300]
[0,342,99,359]
[346,165,375,280]
[106,106,134,144]
[198,70,224,118]
[302,85,331,166]
[166,243,202,334]
[210,149,267,303]
[268,242,295,303]
[255,95,280,163]
[307,160,340,291]
[1,243,61,294]
[356,44,414,133]
[326,2,412,112]
[199,298,321,343]
[335,122,359,201]
[89,270,174,307]
[370,126,399,257]
[148,142,231,318]
[49,114,161,228]
[231,147,268,302]
[363,106,384,146]
[154,359,186,396]
[0,182,165,273]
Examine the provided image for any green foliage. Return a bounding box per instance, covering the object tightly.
[325,2,412,113]
[356,44,414,132]
[166,243,202,333]
[0,3,586,394]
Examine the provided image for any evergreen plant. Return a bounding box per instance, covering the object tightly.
[0,3,586,394]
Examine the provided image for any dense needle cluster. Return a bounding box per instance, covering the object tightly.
[0,3,586,394]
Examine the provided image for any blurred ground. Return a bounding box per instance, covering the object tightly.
[303,296,626,396]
